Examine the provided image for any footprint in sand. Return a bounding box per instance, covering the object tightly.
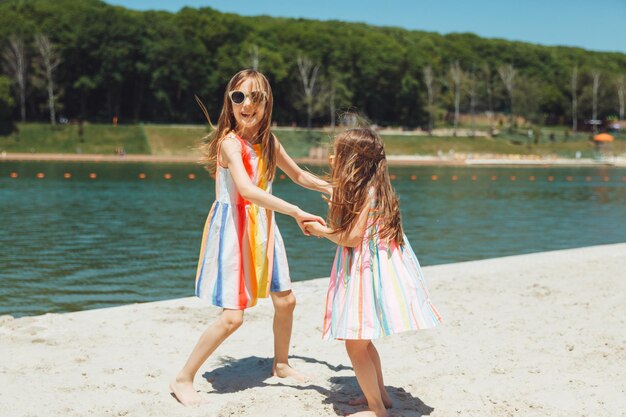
[146,370,162,378]
[529,283,552,298]
[75,355,90,363]
[0,315,15,326]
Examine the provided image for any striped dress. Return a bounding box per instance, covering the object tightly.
[323,200,442,340]
[195,132,291,309]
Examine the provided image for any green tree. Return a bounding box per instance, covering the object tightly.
[1,0,625,126]
[0,75,16,120]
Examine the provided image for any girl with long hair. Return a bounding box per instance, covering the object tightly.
[170,69,330,406]
[305,127,442,417]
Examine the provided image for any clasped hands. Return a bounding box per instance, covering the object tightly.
[294,210,328,237]
[303,220,327,238]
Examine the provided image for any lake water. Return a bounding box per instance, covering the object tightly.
[1,161,625,317]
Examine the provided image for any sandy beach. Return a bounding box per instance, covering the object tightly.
[1,243,625,417]
[2,151,625,167]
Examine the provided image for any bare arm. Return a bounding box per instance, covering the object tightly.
[221,137,325,234]
[304,201,370,248]
[275,136,332,195]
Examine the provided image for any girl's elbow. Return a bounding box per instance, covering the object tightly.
[239,186,256,201]
[294,172,307,186]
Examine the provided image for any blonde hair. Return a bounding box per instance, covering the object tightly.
[328,128,404,245]
[199,69,277,180]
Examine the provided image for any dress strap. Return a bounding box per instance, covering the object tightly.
[367,187,379,216]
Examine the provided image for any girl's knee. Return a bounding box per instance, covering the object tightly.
[274,292,296,313]
[345,339,370,354]
[284,293,297,311]
[220,310,244,332]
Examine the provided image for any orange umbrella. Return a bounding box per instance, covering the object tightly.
[593,133,614,142]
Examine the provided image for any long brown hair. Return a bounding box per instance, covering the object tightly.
[328,128,404,245]
[199,69,277,180]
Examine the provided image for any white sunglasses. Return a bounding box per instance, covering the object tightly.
[228,90,268,105]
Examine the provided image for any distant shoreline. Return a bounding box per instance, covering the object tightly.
[1,152,624,167]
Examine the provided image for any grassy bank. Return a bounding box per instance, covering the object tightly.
[0,123,150,154]
[1,122,624,158]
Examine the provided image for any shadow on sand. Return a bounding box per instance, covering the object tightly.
[202,355,434,416]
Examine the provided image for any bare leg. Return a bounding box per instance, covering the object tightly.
[349,342,392,408]
[345,340,389,417]
[169,309,244,406]
[270,290,306,381]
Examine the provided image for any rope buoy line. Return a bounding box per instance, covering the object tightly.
[6,172,624,182]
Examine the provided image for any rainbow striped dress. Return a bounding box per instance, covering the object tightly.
[323,202,442,340]
[195,132,291,309]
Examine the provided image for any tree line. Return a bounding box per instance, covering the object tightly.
[1,0,625,131]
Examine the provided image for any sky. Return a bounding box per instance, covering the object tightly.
[104,0,626,54]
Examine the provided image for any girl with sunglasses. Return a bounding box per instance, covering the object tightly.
[170,69,330,406]
[304,127,442,417]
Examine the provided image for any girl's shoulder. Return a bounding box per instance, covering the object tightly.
[217,132,243,168]
[222,130,240,142]
[219,131,243,149]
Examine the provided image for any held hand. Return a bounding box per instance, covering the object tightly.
[303,221,326,238]
[294,209,325,236]
[303,221,314,236]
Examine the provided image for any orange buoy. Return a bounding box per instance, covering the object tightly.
[9,172,18,178]
[89,173,97,179]
[451,175,458,181]
[490,175,497,181]
[471,175,477,181]
[36,172,45,179]
[603,176,609,182]
[566,176,573,182]
[279,174,286,180]
[187,173,196,180]
[529,175,535,181]
[510,175,516,181]
[585,176,591,181]
[431,175,438,181]
[138,173,146,179]
[390,174,397,180]
[410,175,417,181]
[164,173,172,180]
[63,173,72,179]
[547,176,554,182]
[593,133,614,143]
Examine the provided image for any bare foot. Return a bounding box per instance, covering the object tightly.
[347,411,387,417]
[169,378,206,406]
[348,395,393,408]
[272,362,309,382]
